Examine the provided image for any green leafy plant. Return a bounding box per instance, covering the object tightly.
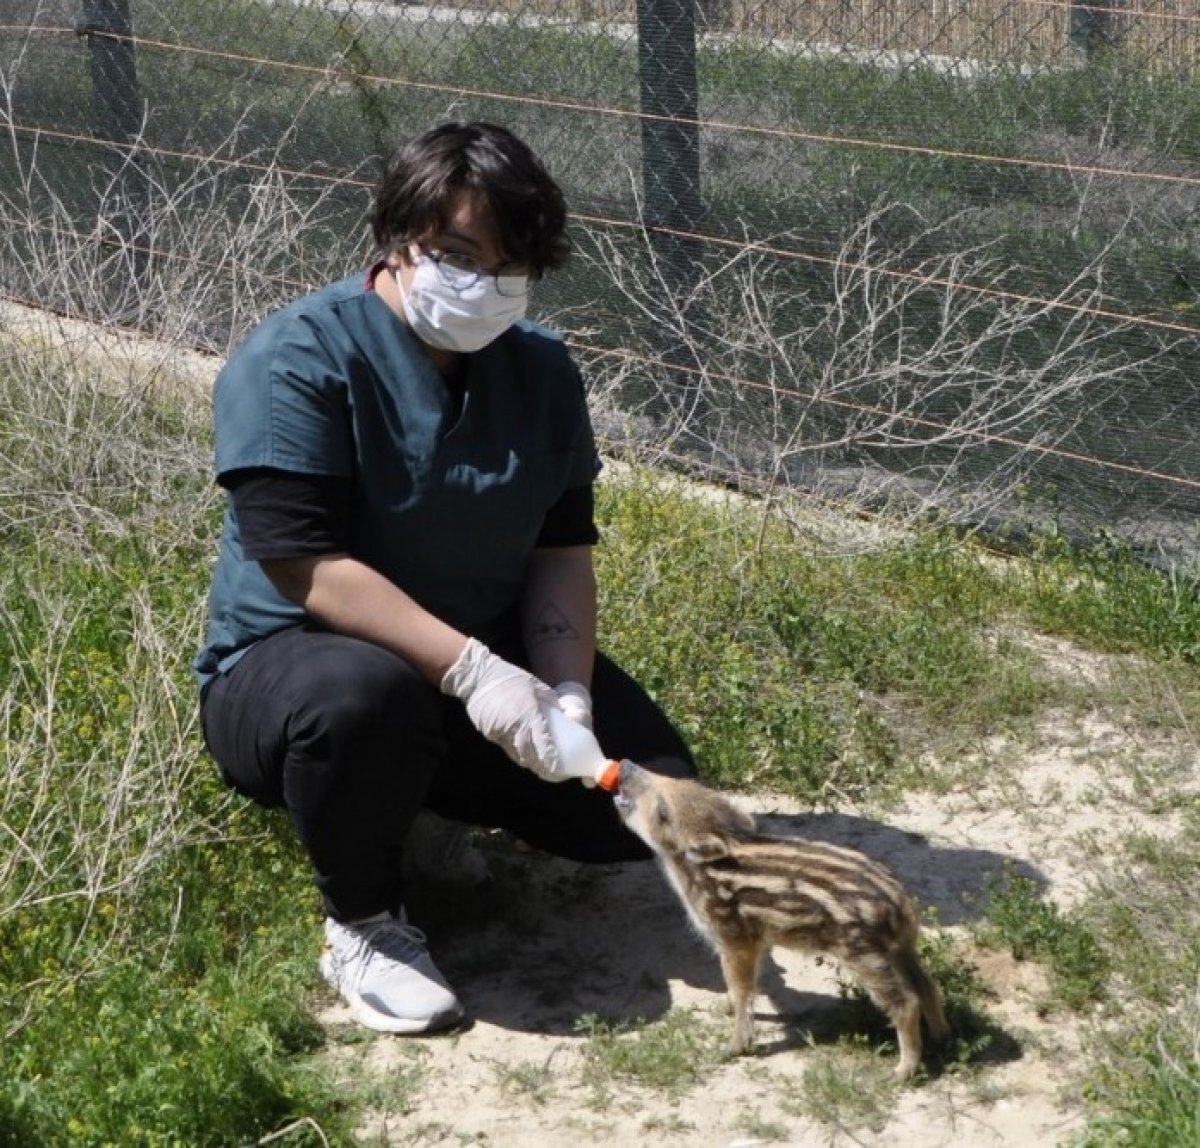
[1,325,1196,1142]
[974,867,1110,1012]
[780,1042,895,1137]
[1081,1020,1200,1148]
[1021,530,1200,664]
[575,1008,728,1101]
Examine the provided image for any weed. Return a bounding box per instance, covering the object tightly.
[491,1056,558,1106]
[0,338,1194,1143]
[732,1109,791,1142]
[917,925,998,1042]
[781,1041,894,1137]
[819,923,1011,1078]
[575,1008,728,1103]
[345,1046,430,1120]
[973,867,1110,1012]
[640,1113,697,1136]
[1082,1011,1200,1148]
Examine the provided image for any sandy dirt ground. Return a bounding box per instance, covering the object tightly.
[8,295,1189,1148]
[313,665,1194,1148]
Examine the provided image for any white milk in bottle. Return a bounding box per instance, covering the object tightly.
[543,703,620,790]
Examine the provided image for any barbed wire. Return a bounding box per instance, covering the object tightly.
[1020,0,1200,27]
[8,116,1197,341]
[1,248,1194,492]
[7,23,1199,193]
[571,341,1200,491]
[4,4,1196,543]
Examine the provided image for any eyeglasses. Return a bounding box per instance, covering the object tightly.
[418,244,530,298]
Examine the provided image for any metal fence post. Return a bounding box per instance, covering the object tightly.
[1068,0,1119,61]
[77,0,149,291]
[636,0,707,425]
[637,0,702,293]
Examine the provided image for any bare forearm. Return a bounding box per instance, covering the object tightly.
[520,545,597,688]
[260,553,467,684]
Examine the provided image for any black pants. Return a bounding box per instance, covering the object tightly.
[199,624,695,921]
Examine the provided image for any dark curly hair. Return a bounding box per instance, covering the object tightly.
[370,121,570,276]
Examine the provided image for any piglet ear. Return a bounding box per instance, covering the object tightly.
[684,833,731,864]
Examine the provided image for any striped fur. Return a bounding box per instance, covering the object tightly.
[614,762,949,1080]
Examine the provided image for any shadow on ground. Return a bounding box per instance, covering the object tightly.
[755,954,1025,1073]
[405,804,1045,1046]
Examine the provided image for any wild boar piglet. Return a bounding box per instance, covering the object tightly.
[614,760,950,1080]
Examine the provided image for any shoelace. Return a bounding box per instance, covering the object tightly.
[346,917,430,970]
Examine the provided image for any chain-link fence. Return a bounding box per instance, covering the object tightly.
[3,0,1198,564]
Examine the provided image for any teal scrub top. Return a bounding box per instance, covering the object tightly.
[193,271,597,689]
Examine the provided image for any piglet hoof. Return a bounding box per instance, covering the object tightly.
[728,1026,752,1056]
[893,1058,919,1083]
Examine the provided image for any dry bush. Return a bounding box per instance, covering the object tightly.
[571,196,1180,544]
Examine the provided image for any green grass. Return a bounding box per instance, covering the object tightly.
[575,1007,729,1102]
[1,342,1198,1142]
[1016,530,1200,664]
[0,349,352,1145]
[0,539,349,1146]
[972,867,1110,1013]
[1082,1024,1200,1148]
[1076,809,1200,1146]
[596,472,1058,797]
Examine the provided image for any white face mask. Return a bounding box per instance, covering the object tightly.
[395,254,528,353]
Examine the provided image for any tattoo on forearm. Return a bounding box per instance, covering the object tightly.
[529,602,580,648]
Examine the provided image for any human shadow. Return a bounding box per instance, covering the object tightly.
[753,809,1046,926]
[406,833,725,1037]
[407,806,1045,1050]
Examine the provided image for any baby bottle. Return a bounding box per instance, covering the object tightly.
[543,703,621,791]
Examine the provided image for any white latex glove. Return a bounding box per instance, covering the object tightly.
[441,638,565,780]
[554,680,593,730]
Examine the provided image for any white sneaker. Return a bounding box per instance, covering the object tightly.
[320,910,464,1034]
[403,810,492,889]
